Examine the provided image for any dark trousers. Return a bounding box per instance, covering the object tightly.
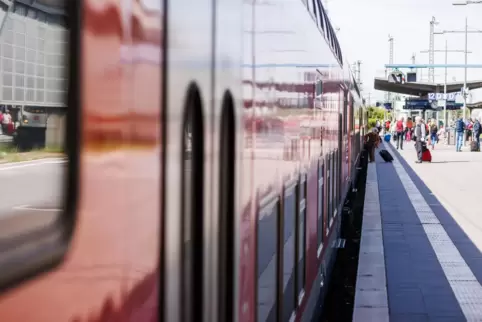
[415,140,423,161]
[366,144,375,162]
[396,131,404,149]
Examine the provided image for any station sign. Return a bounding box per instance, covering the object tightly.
[404,98,462,110]
[428,92,461,101]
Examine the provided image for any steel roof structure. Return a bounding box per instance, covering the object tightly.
[374,78,482,97]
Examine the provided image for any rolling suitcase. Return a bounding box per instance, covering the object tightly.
[471,141,479,152]
[379,149,393,162]
[421,149,432,162]
[420,142,432,162]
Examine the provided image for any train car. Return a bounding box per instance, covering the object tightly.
[0,1,365,322]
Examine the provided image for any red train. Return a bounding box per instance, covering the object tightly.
[0,0,367,321]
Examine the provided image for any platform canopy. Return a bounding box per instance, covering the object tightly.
[374,78,482,96]
[467,101,482,109]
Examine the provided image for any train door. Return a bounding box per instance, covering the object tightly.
[164,1,215,321]
[342,89,348,194]
[210,0,243,322]
[337,90,343,209]
[212,0,243,320]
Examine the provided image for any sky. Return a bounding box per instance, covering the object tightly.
[327,0,482,104]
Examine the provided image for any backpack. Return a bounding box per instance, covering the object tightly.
[396,120,404,132]
[456,119,465,133]
[430,124,438,134]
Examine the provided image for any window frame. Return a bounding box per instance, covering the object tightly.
[256,192,281,322]
[0,0,79,292]
[317,159,324,257]
[295,172,307,306]
[281,179,298,322]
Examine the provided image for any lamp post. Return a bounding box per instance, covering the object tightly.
[419,46,470,126]
[452,0,482,120]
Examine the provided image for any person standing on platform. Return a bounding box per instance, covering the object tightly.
[395,116,405,150]
[473,118,481,151]
[414,116,426,163]
[364,128,380,163]
[405,117,413,141]
[375,119,382,134]
[455,117,465,152]
[429,119,438,150]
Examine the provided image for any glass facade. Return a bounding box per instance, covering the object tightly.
[0,2,67,106]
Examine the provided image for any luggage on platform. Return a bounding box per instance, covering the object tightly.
[421,143,432,162]
[471,141,479,152]
[384,133,391,142]
[379,149,393,162]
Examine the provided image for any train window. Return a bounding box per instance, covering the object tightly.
[336,40,343,63]
[257,194,280,322]
[330,27,335,49]
[316,0,328,33]
[312,0,322,32]
[296,173,307,303]
[309,0,315,18]
[0,0,77,292]
[329,153,334,226]
[315,79,323,97]
[343,91,348,134]
[181,84,204,322]
[218,92,235,322]
[334,150,339,207]
[317,159,324,256]
[282,180,297,321]
[318,0,325,32]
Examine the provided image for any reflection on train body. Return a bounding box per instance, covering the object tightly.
[0,1,367,322]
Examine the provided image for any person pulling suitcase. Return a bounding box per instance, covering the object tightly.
[413,116,426,163]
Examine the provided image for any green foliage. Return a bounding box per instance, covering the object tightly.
[365,106,387,129]
[366,106,386,120]
[368,118,377,129]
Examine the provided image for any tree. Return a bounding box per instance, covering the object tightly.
[366,106,387,128]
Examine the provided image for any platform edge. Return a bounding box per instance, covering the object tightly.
[352,162,389,322]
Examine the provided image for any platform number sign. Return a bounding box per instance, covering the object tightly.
[428,92,458,101]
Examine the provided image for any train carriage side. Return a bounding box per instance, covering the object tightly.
[0,1,368,322]
[241,0,365,321]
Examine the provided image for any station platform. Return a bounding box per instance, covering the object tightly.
[353,140,482,322]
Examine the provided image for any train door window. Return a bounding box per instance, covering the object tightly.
[257,194,280,322]
[282,181,297,321]
[296,173,307,304]
[317,159,324,256]
[218,92,235,322]
[181,85,204,322]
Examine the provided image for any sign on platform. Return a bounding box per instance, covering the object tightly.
[428,92,460,101]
